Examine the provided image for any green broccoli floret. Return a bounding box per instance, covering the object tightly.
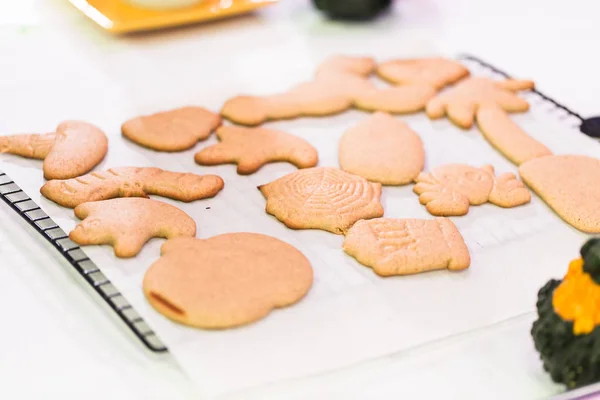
[531,238,600,389]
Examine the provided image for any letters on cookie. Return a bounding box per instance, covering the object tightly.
[343,217,471,276]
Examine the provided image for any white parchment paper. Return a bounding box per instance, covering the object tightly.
[0,27,597,397]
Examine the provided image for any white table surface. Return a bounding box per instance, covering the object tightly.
[0,0,598,398]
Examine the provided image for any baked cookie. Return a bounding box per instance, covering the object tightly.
[195,125,318,175]
[221,78,359,126]
[315,55,376,79]
[41,167,224,208]
[143,234,313,329]
[353,85,437,114]
[376,57,470,89]
[122,106,222,152]
[519,155,600,233]
[343,217,470,276]
[70,198,196,258]
[426,77,534,129]
[339,112,424,185]
[258,167,384,234]
[0,120,108,180]
[476,105,552,165]
[414,164,531,216]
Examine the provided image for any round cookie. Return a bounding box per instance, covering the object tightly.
[143,234,313,329]
[339,112,424,185]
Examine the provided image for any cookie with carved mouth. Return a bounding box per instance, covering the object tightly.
[0,120,108,180]
[70,198,196,258]
[143,234,313,329]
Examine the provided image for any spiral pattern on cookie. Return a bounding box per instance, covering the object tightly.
[259,167,384,234]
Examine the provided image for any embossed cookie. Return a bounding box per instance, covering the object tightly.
[377,57,470,89]
[315,55,376,79]
[143,234,313,329]
[122,106,222,152]
[258,167,384,234]
[414,164,530,216]
[0,121,108,180]
[426,77,534,128]
[476,105,552,165]
[353,84,437,114]
[344,217,470,276]
[519,155,600,233]
[41,167,224,208]
[70,198,196,258]
[339,112,424,185]
[195,125,318,175]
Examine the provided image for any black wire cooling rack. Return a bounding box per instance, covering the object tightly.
[0,173,167,353]
[0,54,594,356]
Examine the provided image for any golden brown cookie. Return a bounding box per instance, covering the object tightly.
[143,234,313,329]
[339,112,424,185]
[343,217,470,276]
[70,198,196,258]
[122,106,222,152]
[426,77,534,129]
[41,167,224,208]
[376,57,470,89]
[220,79,357,126]
[194,125,318,175]
[315,55,377,79]
[258,167,384,234]
[353,84,437,114]
[475,105,552,165]
[519,155,600,233]
[414,164,530,216]
[0,121,108,180]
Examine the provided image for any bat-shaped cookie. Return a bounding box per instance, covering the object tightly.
[70,198,196,258]
[41,166,224,208]
[0,121,108,180]
[195,126,318,175]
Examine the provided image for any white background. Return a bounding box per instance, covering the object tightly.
[0,0,598,399]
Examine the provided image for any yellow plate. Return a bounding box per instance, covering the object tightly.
[69,0,278,34]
